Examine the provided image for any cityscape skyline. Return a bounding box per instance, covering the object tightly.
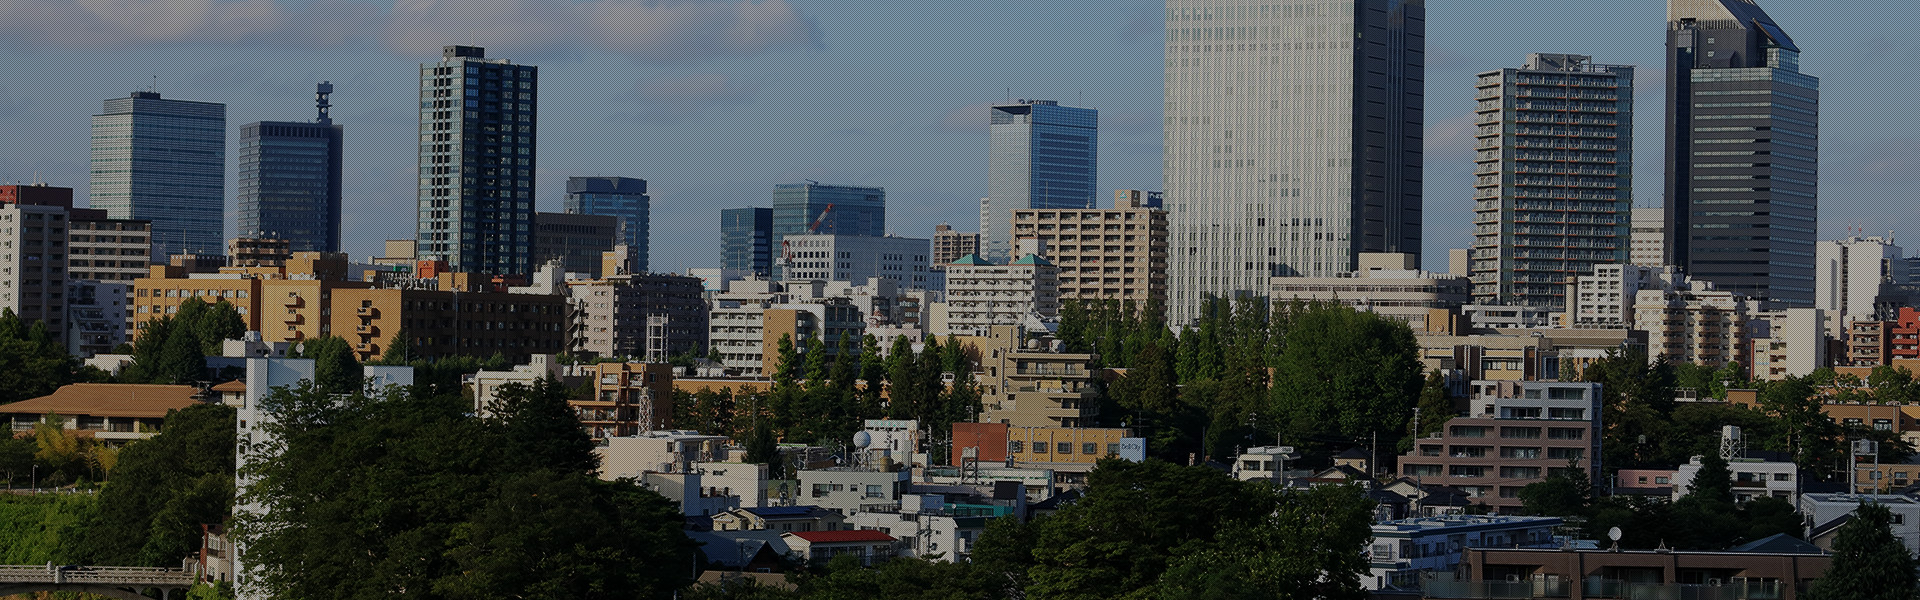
[0,0,1913,276]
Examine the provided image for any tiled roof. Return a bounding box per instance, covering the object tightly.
[0,383,202,419]
[949,253,994,266]
[784,530,895,544]
[1010,254,1053,266]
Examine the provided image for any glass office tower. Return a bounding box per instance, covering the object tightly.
[983,99,1098,261]
[238,82,344,253]
[417,45,538,275]
[1163,0,1426,325]
[720,207,773,277]
[564,176,651,273]
[1665,0,1818,306]
[1471,54,1635,310]
[90,92,227,257]
[770,182,885,278]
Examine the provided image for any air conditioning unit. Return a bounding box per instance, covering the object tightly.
[1506,575,1522,583]
[1707,578,1723,586]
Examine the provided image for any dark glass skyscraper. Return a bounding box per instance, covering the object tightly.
[770,182,884,278]
[417,45,538,275]
[720,207,773,277]
[984,99,1097,260]
[564,176,650,273]
[90,92,226,257]
[1665,0,1818,306]
[1163,0,1426,325]
[238,82,344,253]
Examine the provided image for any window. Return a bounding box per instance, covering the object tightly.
[1008,441,1023,453]
[1549,408,1586,420]
[1501,427,1542,439]
[1548,428,1585,440]
[1034,442,1048,454]
[1083,443,1098,455]
[865,485,883,498]
[1656,476,1671,484]
[1057,442,1072,455]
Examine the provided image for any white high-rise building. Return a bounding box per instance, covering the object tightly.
[1629,207,1666,267]
[1815,235,1904,329]
[1163,0,1426,325]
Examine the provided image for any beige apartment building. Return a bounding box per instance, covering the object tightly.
[69,210,152,283]
[1633,285,1753,368]
[931,224,980,271]
[944,252,1059,337]
[974,325,1100,428]
[1268,253,1470,331]
[1009,195,1167,304]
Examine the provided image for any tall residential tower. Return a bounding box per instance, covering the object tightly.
[417,45,538,276]
[1664,0,1818,306]
[90,92,226,257]
[983,100,1098,261]
[564,176,650,273]
[238,82,345,253]
[1163,0,1426,324]
[1471,53,1634,309]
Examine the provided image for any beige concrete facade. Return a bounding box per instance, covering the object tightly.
[975,326,1100,428]
[1009,197,1167,304]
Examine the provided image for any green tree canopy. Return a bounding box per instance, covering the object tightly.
[70,403,236,566]
[1805,502,1919,600]
[1268,303,1423,444]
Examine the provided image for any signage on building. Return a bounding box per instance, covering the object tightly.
[1118,438,1147,462]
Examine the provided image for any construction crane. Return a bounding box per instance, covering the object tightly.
[808,204,835,234]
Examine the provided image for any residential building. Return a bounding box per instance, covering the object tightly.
[532,212,618,278]
[0,201,71,343]
[973,325,1100,429]
[1634,282,1754,367]
[712,506,848,533]
[1427,543,1829,600]
[952,422,1141,478]
[1746,307,1826,380]
[1664,0,1819,307]
[1011,195,1169,305]
[721,207,774,277]
[1471,53,1634,309]
[416,45,538,275]
[1398,380,1602,508]
[90,91,227,257]
[1269,253,1470,331]
[1801,494,1920,557]
[468,354,566,415]
[1164,0,1425,325]
[930,224,979,271]
[770,183,884,278]
[579,362,677,436]
[847,500,993,563]
[781,530,897,566]
[563,176,650,272]
[1816,235,1904,331]
[236,83,343,253]
[1672,446,1799,503]
[1,383,201,443]
[0,185,151,284]
[66,280,127,358]
[1629,207,1665,266]
[228,237,292,268]
[1844,307,1920,367]
[1566,264,1684,329]
[983,99,1097,261]
[1366,515,1562,592]
[706,281,866,377]
[797,468,912,515]
[778,234,935,290]
[572,270,707,361]
[1462,304,1556,330]
[943,251,1059,337]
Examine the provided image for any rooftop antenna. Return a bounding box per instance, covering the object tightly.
[151,75,159,94]
[315,81,334,125]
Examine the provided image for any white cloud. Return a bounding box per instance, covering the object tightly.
[0,0,821,63]
[617,73,758,122]
[935,101,993,135]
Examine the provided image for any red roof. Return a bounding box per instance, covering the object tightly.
[784,530,895,544]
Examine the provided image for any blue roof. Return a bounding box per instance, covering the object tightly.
[744,505,822,518]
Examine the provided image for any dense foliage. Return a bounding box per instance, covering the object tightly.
[70,403,237,566]
[1806,502,1919,600]
[122,298,246,384]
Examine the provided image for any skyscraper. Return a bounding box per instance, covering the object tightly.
[1163,0,1426,324]
[417,45,538,276]
[1471,53,1634,309]
[770,182,884,278]
[1665,0,1818,307]
[720,207,774,277]
[90,91,226,258]
[984,99,1098,261]
[564,176,650,273]
[238,82,344,253]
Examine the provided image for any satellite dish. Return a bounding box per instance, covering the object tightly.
[853,431,873,449]
[1607,527,1622,542]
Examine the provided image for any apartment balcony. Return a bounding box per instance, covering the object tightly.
[356,306,379,317]
[283,313,303,324]
[283,296,304,307]
[356,324,379,336]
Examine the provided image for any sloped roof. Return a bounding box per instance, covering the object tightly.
[1728,533,1824,555]
[0,383,202,419]
[1011,254,1054,266]
[210,380,247,393]
[949,253,994,266]
[784,529,895,544]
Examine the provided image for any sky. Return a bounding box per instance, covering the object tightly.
[0,0,1915,273]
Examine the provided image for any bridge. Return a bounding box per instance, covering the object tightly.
[0,564,198,599]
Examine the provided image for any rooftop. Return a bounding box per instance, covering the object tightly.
[1373,514,1562,535]
[783,530,895,544]
[0,383,204,419]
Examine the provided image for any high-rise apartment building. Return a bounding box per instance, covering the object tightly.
[238,83,344,253]
[931,224,980,271]
[417,45,538,276]
[0,202,71,343]
[1011,195,1169,305]
[1816,235,1904,328]
[984,100,1098,261]
[771,182,884,277]
[1164,0,1426,325]
[720,207,774,277]
[1471,54,1633,310]
[1664,0,1818,307]
[1629,207,1666,267]
[563,176,650,272]
[90,91,226,258]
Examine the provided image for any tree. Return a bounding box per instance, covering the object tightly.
[793,555,996,600]
[1518,460,1592,518]
[0,309,81,404]
[483,378,598,474]
[1147,485,1375,600]
[1686,452,1735,505]
[1805,502,1918,600]
[374,329,411,366]
[70,403,237,566]
[297,335,363,395]
[1268,304,1423,445]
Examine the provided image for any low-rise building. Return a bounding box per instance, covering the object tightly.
[797,467,912,515]
[1427,542,1829,600]
[599,430,730,476]
[951,422,1142,479]
[1,383,203,442]
[66,280,127,358]
[1269,253,1470,331]
[228,237,292,268]
[1398,380,1602,508]
[973,325,1100,428]
[779,234,936,290]
[1801,494,1920,557]
[711,506,848,533]
[1366,515,1562,592]
[781,530,896,566]
[1671,454,1798,503]
[581,362,677,436]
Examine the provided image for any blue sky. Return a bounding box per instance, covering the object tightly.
[1,0,1914,272]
